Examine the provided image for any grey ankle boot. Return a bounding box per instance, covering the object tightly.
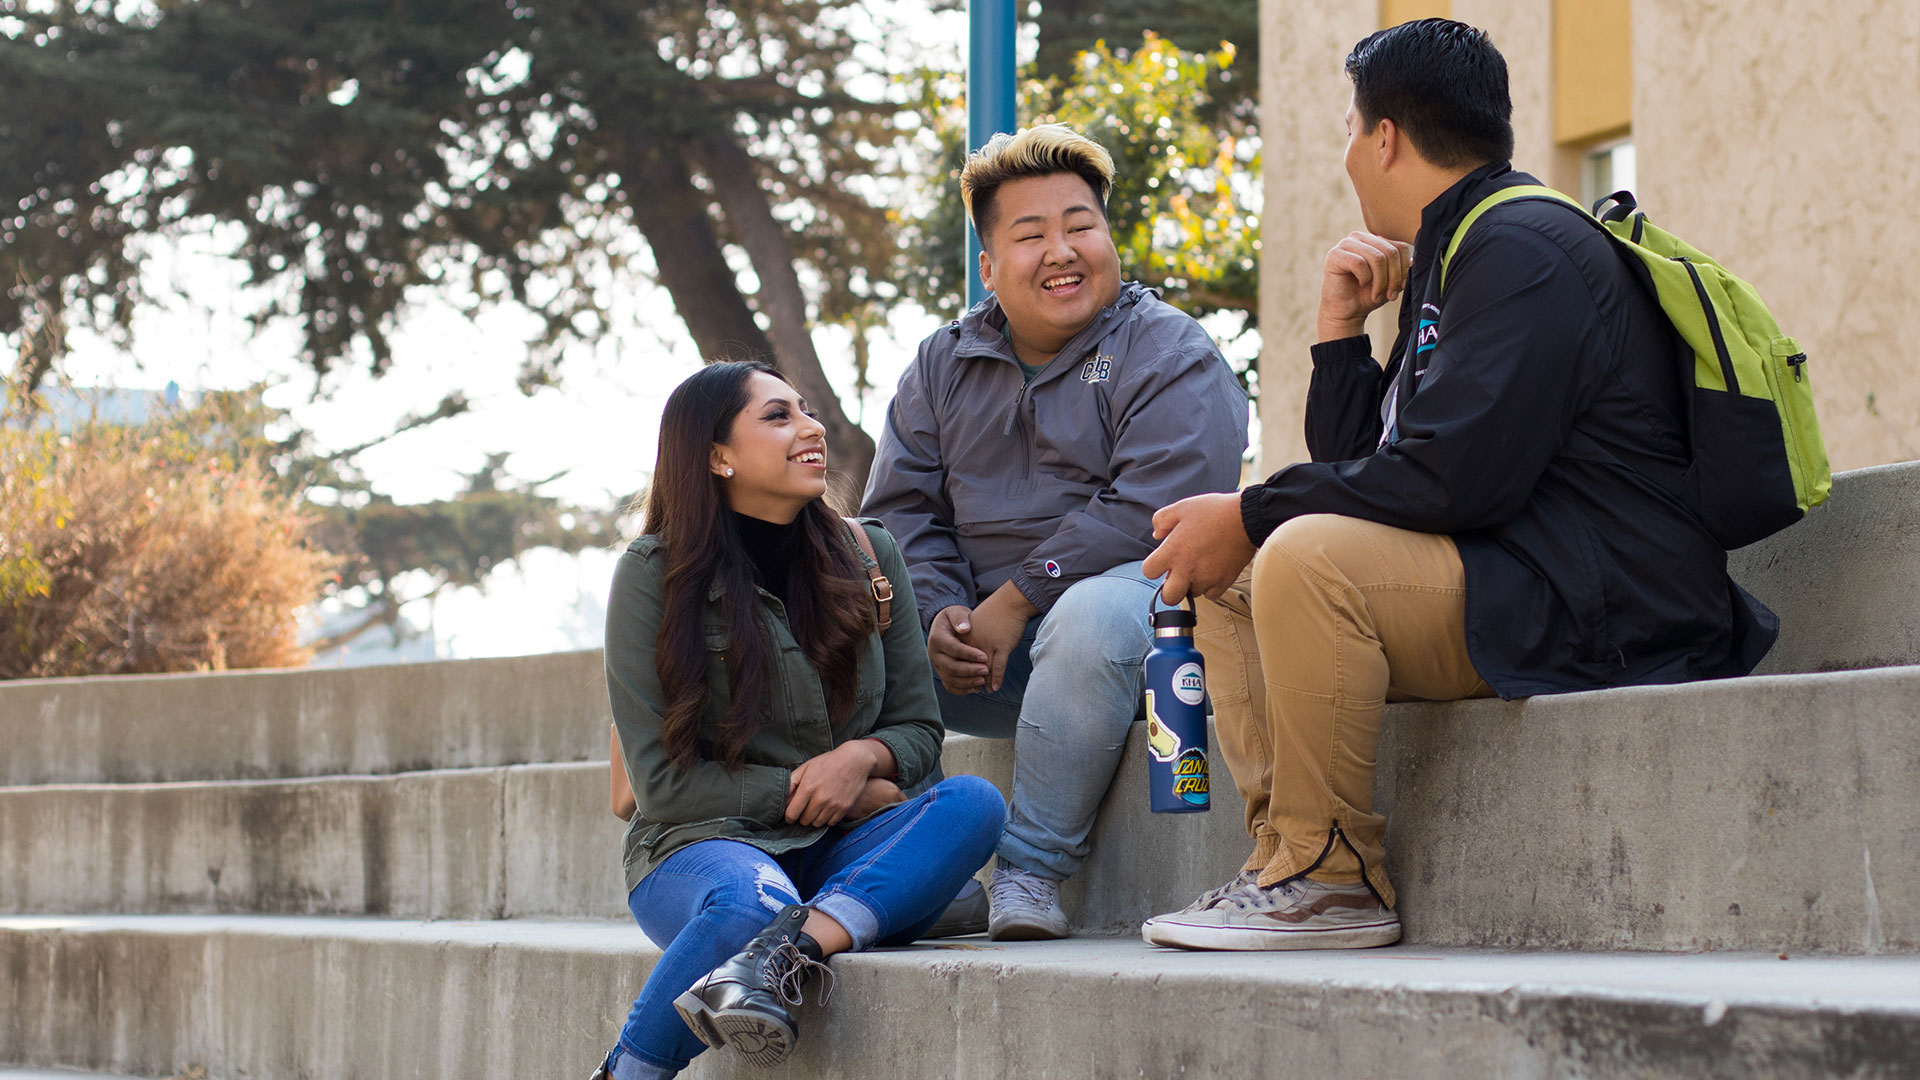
[672,904,834,1067]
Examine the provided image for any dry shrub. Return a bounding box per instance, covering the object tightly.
[0,412,335,679]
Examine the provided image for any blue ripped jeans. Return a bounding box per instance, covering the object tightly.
[607,775,1004,1075]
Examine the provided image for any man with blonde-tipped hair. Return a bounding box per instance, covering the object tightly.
[862,124,1248,939]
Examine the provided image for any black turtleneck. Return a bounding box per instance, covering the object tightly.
[731,509,804,602]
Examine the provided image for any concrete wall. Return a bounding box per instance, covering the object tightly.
[1256,0,1377,472]
[1635,0,1920,471]
[8,917,1915,1080]
[1257,0,1920,474]
[0,650,609,786]
[1256,0,1568,473]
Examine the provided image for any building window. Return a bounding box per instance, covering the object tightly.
[1582,138,1636,209]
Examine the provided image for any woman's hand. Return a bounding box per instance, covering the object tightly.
[784,740,886,827]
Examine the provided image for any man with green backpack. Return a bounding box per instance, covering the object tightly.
[1137,17,1825,951]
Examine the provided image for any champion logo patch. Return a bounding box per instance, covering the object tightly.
[1044,560,1062,578]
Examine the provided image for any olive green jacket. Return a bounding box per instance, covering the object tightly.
[606,520,946,892]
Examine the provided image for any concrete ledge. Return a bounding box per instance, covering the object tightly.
[1377,666,1920,952]
[1732,460,1920,674]
[0,1060,151,1068]
[3,462,1912,790]
[7,668,1916,953]
[954,667,1920,954]
[0,1060,153,1068]
[2,916,1917,1080]
[0,763,629,922]
[0,650,609,786]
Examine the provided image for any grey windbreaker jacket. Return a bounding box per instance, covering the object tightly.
[862,282,1249,627]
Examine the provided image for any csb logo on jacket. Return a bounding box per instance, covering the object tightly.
[1080,354,1114,384]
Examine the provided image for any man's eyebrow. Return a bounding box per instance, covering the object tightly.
[1006,205,1099,229]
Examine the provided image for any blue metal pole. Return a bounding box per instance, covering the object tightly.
[967,0,1017,309]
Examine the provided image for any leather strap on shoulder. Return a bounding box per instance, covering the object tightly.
[842,517,893,631]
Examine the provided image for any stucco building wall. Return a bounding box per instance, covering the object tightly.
[1634,0,1920,471]
[1255,0,1379,473]
[1257,0,1920,475]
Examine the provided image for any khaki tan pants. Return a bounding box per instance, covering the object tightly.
[1196,514,1493,908]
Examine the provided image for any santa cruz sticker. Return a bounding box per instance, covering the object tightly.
[1173,748,1210,805]
[1172,662,1206,706]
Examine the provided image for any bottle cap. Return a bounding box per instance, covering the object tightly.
[1151,607,1196,629]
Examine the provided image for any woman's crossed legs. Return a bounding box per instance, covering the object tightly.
[602,775,1004,1078]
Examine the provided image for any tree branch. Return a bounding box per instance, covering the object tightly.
[315,393,472,465]
[621,134,778,365]
[305,578,451,656]
[1181,288,1257,313]
[697,131,876,490]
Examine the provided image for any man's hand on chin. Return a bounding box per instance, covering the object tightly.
[969,582,1037,693]
[1144,492,1258,604]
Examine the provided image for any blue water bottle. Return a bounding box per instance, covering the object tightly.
[1144,601,1209,813]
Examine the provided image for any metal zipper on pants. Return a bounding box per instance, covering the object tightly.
[1279,821,1392,909]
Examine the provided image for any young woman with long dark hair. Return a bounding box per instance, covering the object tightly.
[591,361,1005,1079]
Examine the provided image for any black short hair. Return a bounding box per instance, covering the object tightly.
[1345,18,1514,170]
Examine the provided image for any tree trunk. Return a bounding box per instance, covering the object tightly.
[13,291,66,400]
[696,132,876,495]
[623,140,778,366]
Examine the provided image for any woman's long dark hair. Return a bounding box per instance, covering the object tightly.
[644,361,878,770]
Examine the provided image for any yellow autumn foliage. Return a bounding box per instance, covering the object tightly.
[0,398,335,679]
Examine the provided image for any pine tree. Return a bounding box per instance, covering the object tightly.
[0,0,908,485]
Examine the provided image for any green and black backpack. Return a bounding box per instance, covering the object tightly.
[1440,185,1832,550]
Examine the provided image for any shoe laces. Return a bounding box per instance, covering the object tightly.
[989,869,1059,910]
[1220,878,1302,912]
[763,939,836,1007]
[1191,870,1261,911]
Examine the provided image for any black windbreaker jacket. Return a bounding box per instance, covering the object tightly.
[1241,163,1777,697]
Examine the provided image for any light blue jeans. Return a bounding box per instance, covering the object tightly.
[936,561,1158,880]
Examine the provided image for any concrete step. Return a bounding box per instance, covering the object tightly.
[0,762,626,922]
[3,915,1916,1080]
[3,462,1913,791]
[6,666,1916,954]
[0,1071,163,1079]
[960,664,1920,953]
[1732,460,1920,675]
[0,649,609,787]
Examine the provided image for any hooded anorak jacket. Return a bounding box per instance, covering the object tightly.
[864,282,1249,624]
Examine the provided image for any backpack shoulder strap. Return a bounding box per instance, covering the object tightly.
[842,517,894,631]
[1439,185,1586,291]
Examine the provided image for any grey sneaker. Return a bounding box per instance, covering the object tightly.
[1140,869,1259,946]
[921,876,990,939]
[1143,877,1401,951]
[986,866,1069,940]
